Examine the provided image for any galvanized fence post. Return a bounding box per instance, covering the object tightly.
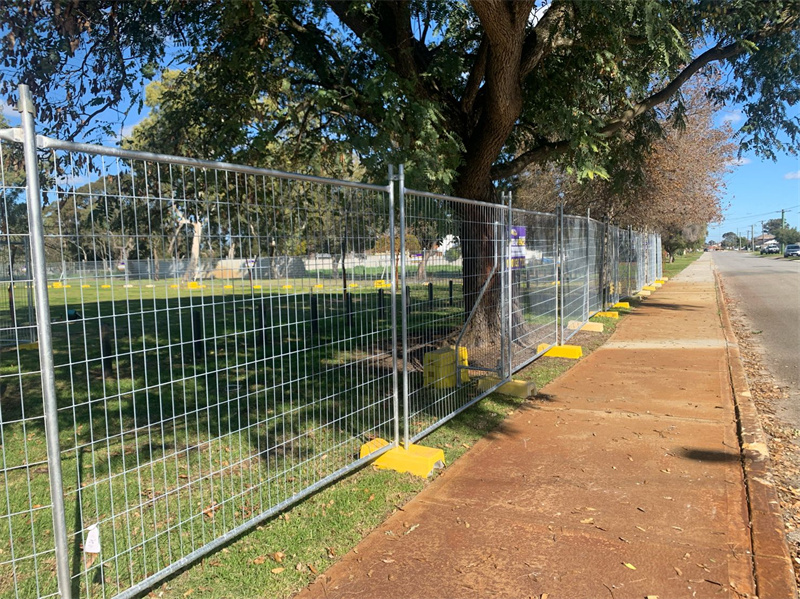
[506,192,513,380]
[18,84,73,599]
[584,208,590,321]
[398,165,410,449]
[558,203,565,345]
[388,165,400,448]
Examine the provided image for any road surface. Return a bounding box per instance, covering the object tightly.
[712,251,800,425]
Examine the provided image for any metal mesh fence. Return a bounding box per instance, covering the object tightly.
[400,188,508,444]
[2,131,398,599]
[509,209,558,371]
[1,106,660,599]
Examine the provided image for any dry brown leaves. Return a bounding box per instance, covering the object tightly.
[726,294,800,586]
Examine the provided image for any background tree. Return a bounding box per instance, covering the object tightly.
[774,226,800,245]
[515,79,731,261]
[763,218,786,235]
[721,231,741,248]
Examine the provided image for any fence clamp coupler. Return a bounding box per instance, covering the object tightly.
[17,85,37,116]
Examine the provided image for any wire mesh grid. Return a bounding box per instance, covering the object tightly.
[560,215,589,343]
[605,225,620,307]
[587,218,603,315]
[2,137,397,599]
[1,136,62,599]
[508,209,557,371]
[400,189,508,443]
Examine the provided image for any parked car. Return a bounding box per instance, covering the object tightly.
[784,244,800,257]
[760,244,780,254]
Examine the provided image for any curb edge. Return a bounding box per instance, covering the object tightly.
[714,267,798,599]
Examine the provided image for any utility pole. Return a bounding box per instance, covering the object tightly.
[781,209,786,253]
[751,224,754,251]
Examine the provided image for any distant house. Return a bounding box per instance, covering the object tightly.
[754,233,777,248]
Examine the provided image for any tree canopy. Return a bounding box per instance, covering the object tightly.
[2,0,799,202]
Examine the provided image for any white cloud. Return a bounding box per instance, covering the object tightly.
[785,171,800,180]
[2,101,17,118]
[721,111,745,124]
[727,157,751,167]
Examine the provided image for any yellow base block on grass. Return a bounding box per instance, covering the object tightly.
[594,311,618,319]
[636,290,651,297]
[359,438,445,478]
[537,344,583,359]
[565,320,604,332]
[423,346,469,389]
[613,302,630,309]
[476,377,535,397]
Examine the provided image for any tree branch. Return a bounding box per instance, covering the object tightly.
[520,2,573,78]
[492,39,749,180]
[461,35,487,115]
[598,40,744,138]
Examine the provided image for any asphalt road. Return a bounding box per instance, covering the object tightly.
[712,251,800,423]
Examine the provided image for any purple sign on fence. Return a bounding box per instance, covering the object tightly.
[509,226,526,270]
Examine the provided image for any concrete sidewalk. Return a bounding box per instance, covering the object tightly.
[296,255,794,599]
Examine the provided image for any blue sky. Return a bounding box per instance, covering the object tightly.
[709,108,800,243]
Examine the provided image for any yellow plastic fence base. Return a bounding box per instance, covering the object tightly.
[423,346,469,389]
[476,377,535,397]
[613,302,630,309]
[567,320,604,332]
[359,438,445,478]
[637,290,651,297]
[659,277,669,281]
[537,344,583,359]
[594,311,619,319]
[642,285,657,291]
[655,279,666,285]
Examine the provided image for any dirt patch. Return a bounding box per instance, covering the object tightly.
[723,289,800,581]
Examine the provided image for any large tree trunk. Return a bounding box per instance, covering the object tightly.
[450,8,526,349]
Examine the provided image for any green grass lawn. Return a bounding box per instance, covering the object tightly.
[661,251,702,279]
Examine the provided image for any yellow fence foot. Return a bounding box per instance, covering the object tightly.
[537,344,583,359]
[567,320,604,332]
[360,439,445,478]
[594,311,619,319]
[477,377,536,397]
[613,301,630,309]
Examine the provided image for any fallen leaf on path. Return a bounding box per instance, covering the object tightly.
[308,563,318,574]
[405,523,420,534]
[674,566,683,576]
[623,562,636,570]
[580,518,594,524]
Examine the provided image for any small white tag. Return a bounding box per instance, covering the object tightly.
[84,524,101,554]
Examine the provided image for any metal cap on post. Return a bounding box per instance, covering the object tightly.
[18,84,72,599]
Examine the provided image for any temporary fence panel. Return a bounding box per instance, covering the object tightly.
[508,208,558,372]
[400,184,509,444]
[605,225,620,307]
[1,117,398,599]
[587,217,604,315]
[560,214,589,342]
[0,131,60,599]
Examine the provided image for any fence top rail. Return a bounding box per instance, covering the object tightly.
[0,127,390,193]
[403,186,506,212]
[510,206,556,219]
